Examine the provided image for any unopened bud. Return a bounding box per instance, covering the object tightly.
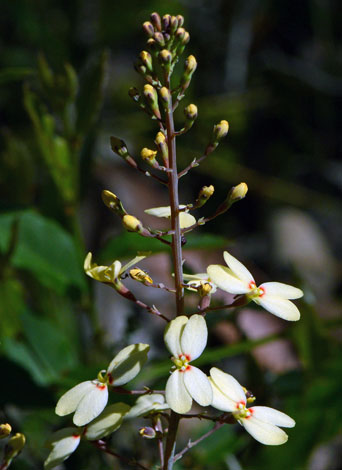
[150,12,161,31]
[147,38,158,52]
[155,131,168,163]
[140,51,153,72]
[159,49,172,65]
[176,15,184,27]
[153,32,165,47]
[198,282,213,297]
[159,87,171,109]
[162,14,171,31]
[139,427,157,439]
[143,21,155,37]
[141,147,158,166]
[129,268,153,284]
[185,55,197,74]
[170,16,178,33]
[182,31,190,44]
[184,104,198,120]
[0,423,11,439]
[110,136,128,158]
[195,185,214,207]
[4,433,26,461]
[213,120,229,141]
[175,27,186,42]
[143,84,160,118]
[122,215,142,232]
[101,190,127,216]
[230,182,248,201]
[155,131,166,145]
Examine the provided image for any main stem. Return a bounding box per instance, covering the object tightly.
[163,75,184,470]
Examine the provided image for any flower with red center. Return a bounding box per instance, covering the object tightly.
[207,251,303,321]
[209,367,295,445]
[55,343,149,426]
[164,314,213,414]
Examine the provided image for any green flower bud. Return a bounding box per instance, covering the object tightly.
[0,423,11,439]
[101,190,127,216]
[153,32,165,47]
[4,433,26,462]
[230,182,248,201]
[185,55,197,75]
[170,16,179,34]
[159,49,172,64]
[140,50,153,72]
[110,136,128,158]
[143,84,161,119]
[184,103,198,120]
[140,147,158,167]
[159,87,171,109]
[213,120,229,141]
[143,21,154,37]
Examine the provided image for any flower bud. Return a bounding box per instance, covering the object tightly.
[129,268,153,284]
[150,12,161,31]
[195,185,214,207]
[143,84,161,119]
[230,182,248,202]
[139,427,157,439]
[141,148,158,167]
[185,55,197,75]
[175,27,186,42]
[140,50,153,72]
[122,215,143,233]
[4,433,26,461]
[153,32,165,47]
[0,423,11,439]
[213,120,229,141]
[176,15,184,27]
[159,49,172,65]
[184,104,198,120]
[101,190,127,216]
[147,38,158,52]
[182,31,190,45]
[155,131,168,163]
[159,87,171,109]
[110,136,128,158]
[142,21,155,37]
[162,14,171,31]
[170,16,178,33]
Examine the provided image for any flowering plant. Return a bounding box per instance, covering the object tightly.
[40,11,304,470]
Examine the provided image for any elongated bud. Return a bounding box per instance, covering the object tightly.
[4,433,26,461]
[170,16,179,33]
[150,12,162,31]
[176,15,184,27]
[153,32,165,47]
[130,268,153,284]
[101,190,127,216]
[159,87,172,110]
[180,55,197,90]
[143,21,155,37]
[122,215,143,232]
[155,131,168,163]
[0,423,12,439]
[143,84,161,119]
[162,14,171,31]
[141,148,158,167]
[175,27,186,42]
[196,185,214,207]
[213,120,229,141]
[139,427,157,439]
[230,182,248,201]
[140,51,153,72]
[159,50,172,73]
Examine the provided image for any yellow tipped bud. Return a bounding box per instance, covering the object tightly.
[159,87,171,103]
[0,423,12,439]
[155,131,166,145]
[122,215,142,232]
[230,182,248,201]
[129,268,153,284]
[142,21,154,37]
[200,185,214,199]
[143,84,160,118]
[101,190,127,216]
[184,104,198,120]
[141,148,157,163]
[159,49,172,64]
[197,282,213,297]
[5,433,26,460]
[213,120,229,141]
[185,55,197,74]
[140,50,153,71]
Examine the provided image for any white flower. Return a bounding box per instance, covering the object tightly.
[209,367,295,445]
[183,272,217,294]
[44,428,81,469]
[207,251,303,321]
[126,394,169,419]
[55,344,149,426]
[164,315,213,414]
[84,402,131,440]
[144,205,196,229]
[84,252,146,284]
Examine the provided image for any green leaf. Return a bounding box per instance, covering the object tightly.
[0,210,86,293]
[75,50,108,134]
[0,67,34,85]
[0,278,25,338]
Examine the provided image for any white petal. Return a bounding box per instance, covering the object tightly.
[44,428,81,469]
[259,282,303,299]
[145,205,187,218]
[113,260,122,279]
[120,255,146,275]
[126,394,169,419]
[254,296,300,321]
[55,381,94,417]
[209,378,237,412]
[251,406,295,428]
[183,366,212,407]
[107,343,149,386]
[84,403,130,440]
[183,273,209,281]
[180,314,207,361]
[210,368,246,404]
[165,370,192,414]
[73,382,108,426]
[84,252,93,271]
[207,265,250,294]
[164,316,188,357]
[179,212,196,228]
[223,251,255,285]
[241,416,289,445]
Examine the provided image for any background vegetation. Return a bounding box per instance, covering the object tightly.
[1,1,341,469]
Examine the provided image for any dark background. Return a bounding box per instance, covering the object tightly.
[0,1,341,469]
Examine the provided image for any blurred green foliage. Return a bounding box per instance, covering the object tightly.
[0,1,341,469]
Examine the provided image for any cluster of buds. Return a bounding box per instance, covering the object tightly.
[0,424,26,468]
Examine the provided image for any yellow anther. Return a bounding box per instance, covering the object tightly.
[197,282,213,297]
